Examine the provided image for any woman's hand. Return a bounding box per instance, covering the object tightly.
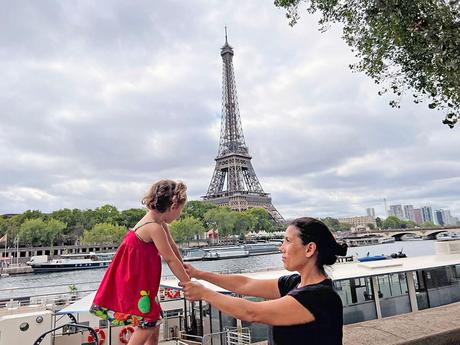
[184,263,201,279]
[181,281,209,301]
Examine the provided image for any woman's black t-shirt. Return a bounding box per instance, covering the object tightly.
[272,274,343,345]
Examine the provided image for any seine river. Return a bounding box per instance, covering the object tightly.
[0,240,437,300]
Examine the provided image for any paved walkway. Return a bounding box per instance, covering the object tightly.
[344,302,460,345]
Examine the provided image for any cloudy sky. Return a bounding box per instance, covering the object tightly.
[1,1,459,220]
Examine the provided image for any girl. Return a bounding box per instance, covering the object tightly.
[90,179,190,345]
[182,217,348,345]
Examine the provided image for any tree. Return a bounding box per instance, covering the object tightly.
[367,223,375,230]
[19,218,67,247]
[19,219,48,246]
[375,217,383,229]
[275,0,460,127]
[181,201,218,225]
[421,220,438,228]
[383,216,403,229]
[45,219,66,247]
[119,208,145,228]
[234,211,257,236]
[169,217,206,243]
[247,208,275,232]
[80,223,127,245]
[204,207,237,236]
[321,217,350,232]
[92,205,121,225]
[402,220,417,229]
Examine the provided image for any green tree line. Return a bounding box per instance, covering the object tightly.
[0,201,281,246]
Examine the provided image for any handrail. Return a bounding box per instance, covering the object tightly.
[33,323,98,345]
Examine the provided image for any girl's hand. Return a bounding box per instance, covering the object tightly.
[184,263,200,279]
[181,281,209,301]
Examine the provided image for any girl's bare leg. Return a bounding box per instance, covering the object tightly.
[127,327,155,345]
[144,325,160,345]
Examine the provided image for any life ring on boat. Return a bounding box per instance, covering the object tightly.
[165,288,180,299]
[87,327,106,345]
[119,326,135,344]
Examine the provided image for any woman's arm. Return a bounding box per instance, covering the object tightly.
[185,264,280,300]
[163,224,183,262]
[149,224,190,283]
[182,281,314,326]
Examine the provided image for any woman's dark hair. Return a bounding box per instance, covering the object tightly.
[142,179,187,213]
[290,217,348,273]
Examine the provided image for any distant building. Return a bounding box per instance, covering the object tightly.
[440,209,455,225]
[338,216,376,228]
[366,208,376,219]
[413,209,423,225]
[403,205,415,222]
[421,206,434,223]
[388,205,404,219]
[435,210,445,226]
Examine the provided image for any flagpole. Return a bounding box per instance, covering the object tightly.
[16,235,19,266]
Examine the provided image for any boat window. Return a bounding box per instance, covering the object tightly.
[424,266,458,289]
[334,277,373,305]
[19,322,29,331]
[376,273,408,298]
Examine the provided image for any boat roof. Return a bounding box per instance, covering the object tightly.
[161,253,460,292]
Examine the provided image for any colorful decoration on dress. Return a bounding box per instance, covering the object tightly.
[138,290,151,313]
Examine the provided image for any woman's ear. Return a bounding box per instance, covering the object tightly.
[305,242,317,258]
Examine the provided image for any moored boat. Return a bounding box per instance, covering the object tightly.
[27,252,115,273]
[243,242,280,255]
[181,248,207,262]
[202,246,249,260]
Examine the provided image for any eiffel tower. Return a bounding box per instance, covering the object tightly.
[203,30,284,224]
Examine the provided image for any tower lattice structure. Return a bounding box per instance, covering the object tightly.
[203,31,284,224]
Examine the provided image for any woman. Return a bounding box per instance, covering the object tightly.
[181,217,348,345]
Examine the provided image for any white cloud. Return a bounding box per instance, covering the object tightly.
[0,0,459,220]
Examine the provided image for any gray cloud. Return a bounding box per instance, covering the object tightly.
[0,0,459,220]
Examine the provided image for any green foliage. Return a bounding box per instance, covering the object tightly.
[204,207,237,236]
[3,204,282,245]
[18,218,66,247]
[275,0,460,127]
[119,208,146,228]
[19,219,47,246]
[169,216,206,243]
[375,217,383,228]
[246,208,275,232]
[44,219,67,246]
[421,220,438,228]
[321,217,351,232]
[181,201,218,223]
[367,223,375,230]
[234,211,257,235]
[92,205,121,225]
[383,216,403,229]
[80,223,127,245]
[403,220,417,229]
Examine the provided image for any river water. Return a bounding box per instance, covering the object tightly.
[0,240,437,300]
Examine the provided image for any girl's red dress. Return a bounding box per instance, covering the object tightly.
[90,226,162,325]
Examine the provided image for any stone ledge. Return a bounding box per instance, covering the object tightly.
[344,302,460,345]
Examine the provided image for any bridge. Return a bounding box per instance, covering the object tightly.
[362,226,460,241]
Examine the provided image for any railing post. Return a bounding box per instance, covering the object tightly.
[406,271,419,312]
[371,276,382,319]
